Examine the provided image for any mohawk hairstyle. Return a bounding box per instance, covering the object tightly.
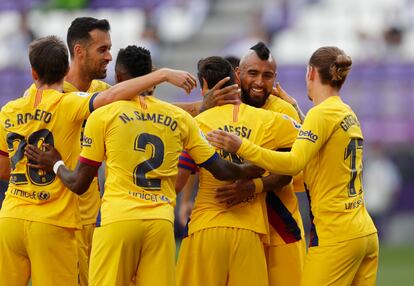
[116,45,152,78]
[250,42,271,61]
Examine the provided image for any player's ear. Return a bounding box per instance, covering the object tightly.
[234,68,240,85]
[73,43,85,58]
[31,68,39,81]
[307,65,315,81]
[201,78,209,96]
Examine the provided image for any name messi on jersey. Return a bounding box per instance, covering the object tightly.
[5,109,52,128]
[119,111,178,131]
[218,125,252,139]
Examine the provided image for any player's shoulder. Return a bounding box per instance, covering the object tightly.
[265,95,298,115]
[150,96,191,119]
[89,80,111,92]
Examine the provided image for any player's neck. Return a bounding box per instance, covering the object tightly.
[312,85,339,106]
[66,62,92,92]
[34,80,63,92]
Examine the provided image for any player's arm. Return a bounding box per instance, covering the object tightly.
[93,68,197,109]
[25,144,98,194]
[0,122,10,180]
[202,154,264,181]
[174,101,202,117]
[207,108,328,175]
[273,83,306,123]
[176,170,197,227]
[0,152,10,180]
[215,173,292,207]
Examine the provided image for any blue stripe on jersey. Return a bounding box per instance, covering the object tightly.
[305,183,319,247]
[89,92,99,113]
[198,152,219,168]
[266,191,302,243]
[182,217,190,238]
[95,207,102,227]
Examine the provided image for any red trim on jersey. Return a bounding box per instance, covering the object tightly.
[0,149,8,157]
[34,90,42,108]
[79,156,101,167]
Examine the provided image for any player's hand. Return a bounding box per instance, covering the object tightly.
[25,144,62,172]
[178,201,193,227]
[206,129,242,153]
[162,68,197,95]
[200,77,240,112]
[215,179,255,207]
[273,82,297,105]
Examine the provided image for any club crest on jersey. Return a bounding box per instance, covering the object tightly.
[298,129,318,143]
[74,92,90,98]
[282,114,301,129]
[37,191,50,201]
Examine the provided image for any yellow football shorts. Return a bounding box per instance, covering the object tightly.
[0,217,78,286]
[301,233,379,286]
[265,238,306,286]
[176,227,268,286]
[89,219,175,286]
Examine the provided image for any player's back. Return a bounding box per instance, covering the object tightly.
[83,96,215,226]
[303,96,376,245]
[189,103,298,236]
[0,85,93,228]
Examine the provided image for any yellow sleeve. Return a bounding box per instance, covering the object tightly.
[237,106,330,175]
[262,113,300,150]
[61,92,96,123]
[0,112,7,154]
[79,110,105,164]
[183,113,217,166]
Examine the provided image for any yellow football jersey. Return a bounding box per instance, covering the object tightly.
[263,95,300,122]
[238,96,377,246]
[63,80,111,225]
[188,103,299,240]
[0,85,94,229]
[80,95,217,226]
[262,95,305,245]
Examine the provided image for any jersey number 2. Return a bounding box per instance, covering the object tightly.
[133,133,164,190]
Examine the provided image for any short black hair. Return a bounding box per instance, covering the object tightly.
[67,17,110,57]
[197,56,236,89]
[250,42,271,61]
[29,36,69,85]
[116,45,152,78]
[224,56,240,69]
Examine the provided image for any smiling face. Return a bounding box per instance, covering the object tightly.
[237,52,276,108]
[82,29,112,79]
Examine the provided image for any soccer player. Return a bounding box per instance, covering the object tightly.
[0,36,198,286]
[207,46,379,286]
[25,46,263,286]
[179,42,307,286]
[175,56,300,286]
[64,17,112,286]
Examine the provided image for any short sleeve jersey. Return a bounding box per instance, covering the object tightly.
[188,103,299,239]
[79,96,217,225]
[0,85,94,228]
